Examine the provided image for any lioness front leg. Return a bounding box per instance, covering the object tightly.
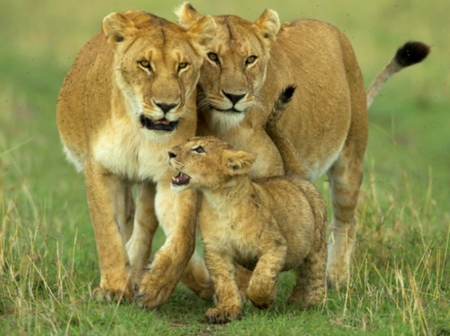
[246,244,287,309]
[137,185,197,309]
[126,182,158,284]
[84,160,133,302]
[204,248,242,324]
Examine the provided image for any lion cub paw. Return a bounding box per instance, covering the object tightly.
[246,287,275,309]
[205,306,242,324]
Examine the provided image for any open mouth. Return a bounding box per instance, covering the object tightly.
[140,115,180,131]
[172,172,191,186]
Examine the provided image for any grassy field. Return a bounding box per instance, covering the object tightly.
[1,0,449,334]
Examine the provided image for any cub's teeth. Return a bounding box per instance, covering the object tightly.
[172,172,190,186]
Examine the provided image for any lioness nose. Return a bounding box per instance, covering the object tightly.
[156,102,178,114]
[223,91,246,105]
[168,151,177,159]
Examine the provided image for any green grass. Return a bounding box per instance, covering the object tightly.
[1,0,449,334]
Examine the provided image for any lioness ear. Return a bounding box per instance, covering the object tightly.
[102,12,137,48]
[188,15,217,50]
[175,2,203,29]
[224,150,256,176]
[254,9,280,43]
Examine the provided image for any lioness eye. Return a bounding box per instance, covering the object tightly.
[138,60,152,71]
[246,56,257,65]
[207,52,220,64]
[192,146,205,154]
[178,62,189,71]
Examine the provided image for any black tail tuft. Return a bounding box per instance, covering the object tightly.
[395,41,430,67]
[280,85,296,104]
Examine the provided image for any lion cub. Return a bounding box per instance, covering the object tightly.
[169,87,327,324]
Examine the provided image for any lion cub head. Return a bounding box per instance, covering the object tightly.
[168,136,256,191]
[103,10,216,134]
[176,3,280,127]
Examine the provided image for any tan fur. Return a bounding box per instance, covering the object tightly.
[176,3,393,287]
[56,10,217,308]
[168,123,327,323]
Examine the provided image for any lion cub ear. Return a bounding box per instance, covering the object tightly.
[102,12,137,48]
[224,150,256,176]
[175,2,204,28]
[188,15,217,51]
[254,9,280,43]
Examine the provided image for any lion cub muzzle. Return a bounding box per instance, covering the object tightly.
[168,150,191,188]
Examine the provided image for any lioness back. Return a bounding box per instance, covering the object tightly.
[266,19,367,179]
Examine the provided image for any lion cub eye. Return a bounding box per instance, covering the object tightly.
[178,62,189,71]
[207,52,220,64]
[245,55,257,65]
[138,60,152,71]
[192,146,206,154]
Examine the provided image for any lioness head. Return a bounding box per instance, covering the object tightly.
[168,136,256,192]
[175,3,280,128]
[103,10,216,135]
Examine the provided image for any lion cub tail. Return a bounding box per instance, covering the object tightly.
[366,41,430,108]
[265,86,306,178]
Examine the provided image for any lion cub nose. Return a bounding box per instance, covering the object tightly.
[168,151,177,159]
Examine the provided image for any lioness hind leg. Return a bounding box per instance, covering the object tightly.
[326,145,365,288]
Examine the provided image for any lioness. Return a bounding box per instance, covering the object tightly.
[168,87,327,324]
[56,10,217,308]
[176,3,430,287]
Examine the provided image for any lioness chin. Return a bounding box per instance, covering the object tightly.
[176,2,430,287]
[168,87,327,324]
[57,10,217,308]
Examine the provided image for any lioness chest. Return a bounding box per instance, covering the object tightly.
[92,117,179,183]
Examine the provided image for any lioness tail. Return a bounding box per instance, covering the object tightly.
[366,41,430,108]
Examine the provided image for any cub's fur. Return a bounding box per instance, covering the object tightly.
[168,87,327,323]
[176,2,429,286]
[56,10,216,308]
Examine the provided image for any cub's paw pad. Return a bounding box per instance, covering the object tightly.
[205,307,241,324]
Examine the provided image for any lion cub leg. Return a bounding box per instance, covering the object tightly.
[204,249,242,324]
[245,240,287,309]
[287,247,327,309]
[126,183,158,284]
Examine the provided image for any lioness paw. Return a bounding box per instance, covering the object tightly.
[92,285,134,303]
